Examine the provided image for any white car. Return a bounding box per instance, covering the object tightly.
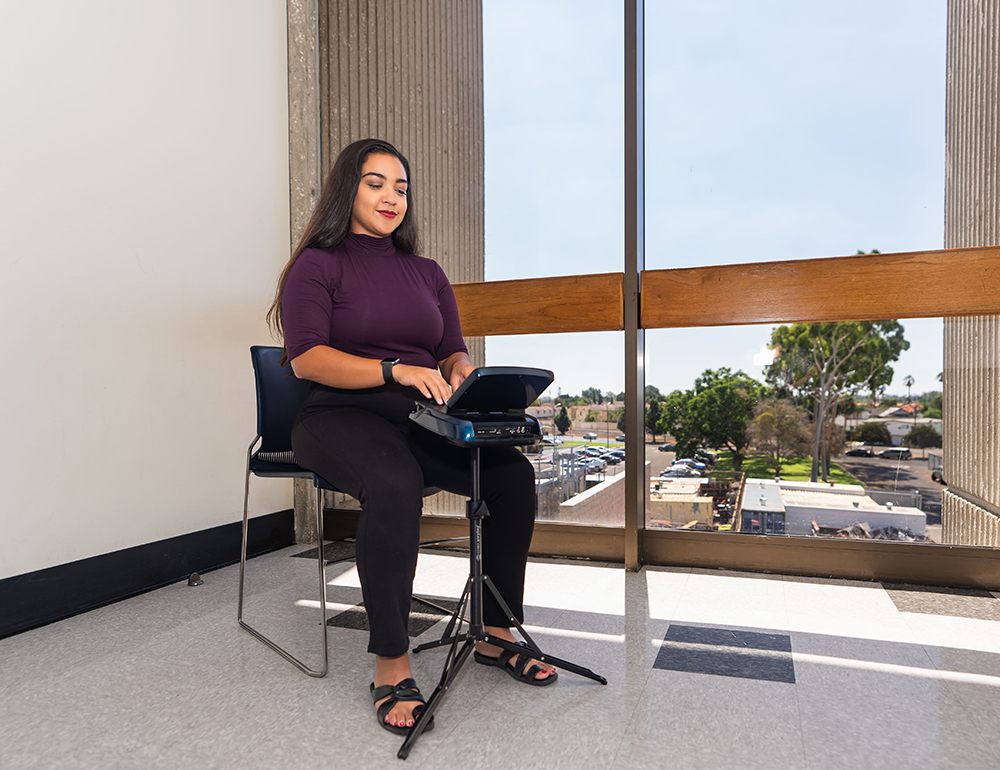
[583,432,598,440]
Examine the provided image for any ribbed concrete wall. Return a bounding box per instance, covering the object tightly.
[318,0,485,289]
[287,0,487,532]
[942,0,1000,543]
[288,0,485,323]
[942,490,1000,546]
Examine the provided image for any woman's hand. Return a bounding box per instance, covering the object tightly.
[392,364,453,405]
[448,361,476,392]
[439,352,475,394]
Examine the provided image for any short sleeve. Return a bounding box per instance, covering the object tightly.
[432,262,468,362]
[282,249,337,362]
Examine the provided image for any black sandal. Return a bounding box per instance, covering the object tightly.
[369,678,434,735]
[473,641,558,687]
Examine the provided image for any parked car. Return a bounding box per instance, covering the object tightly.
[657,443,675,452]
[584,458,607,472]
[602,454,622,465]
[614,434,626,442]
[582,432,598,440]
[672,458,708,470]
[694,449,717,464]
[660,466,702,478]
[878,448,912,460]
[846,447,875,457]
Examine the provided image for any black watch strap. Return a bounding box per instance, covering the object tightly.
[381,358,400,384]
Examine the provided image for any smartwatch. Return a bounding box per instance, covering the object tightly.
[381,357,400,384]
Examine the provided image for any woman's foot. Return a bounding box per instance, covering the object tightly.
[372,653,422,729]
[474,626,557,682]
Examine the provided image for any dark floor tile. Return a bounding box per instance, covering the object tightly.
[882,582,1000,621]
[653,623,795,684]
[327,596,460,638]
[290,541,357,563]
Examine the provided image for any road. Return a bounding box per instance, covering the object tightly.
[835,454,944,524]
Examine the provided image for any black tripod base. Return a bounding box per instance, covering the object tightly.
[397,573,607,759]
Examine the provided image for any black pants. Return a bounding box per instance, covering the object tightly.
[291,384,536,657]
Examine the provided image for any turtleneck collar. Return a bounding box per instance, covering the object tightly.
[344,231,397,257]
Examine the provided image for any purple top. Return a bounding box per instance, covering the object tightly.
[281,232,468,368]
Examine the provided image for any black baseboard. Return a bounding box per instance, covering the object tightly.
[0,510,295,640]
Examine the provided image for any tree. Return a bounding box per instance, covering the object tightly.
[766,320,909,482]
[922,391,943,420]
[658,389,694,456]
[904,424,942,452]
[822,422,847,477]
[611,407,625,434]
[582,387,603,405]
[748,399,811,476]
[852,422,892,446]
[554,406,571,435]
[646,399,662,442]
[903,374,916,424]
[658,368,767,471]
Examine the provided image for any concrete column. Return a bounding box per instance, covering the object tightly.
[286,0,486,536]
[942,0,1000,546]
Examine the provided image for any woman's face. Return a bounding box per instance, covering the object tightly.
[350,153,408,238]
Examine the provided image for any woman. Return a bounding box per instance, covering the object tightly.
[267,139,556,735]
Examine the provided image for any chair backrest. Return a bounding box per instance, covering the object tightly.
[250,345,312,454]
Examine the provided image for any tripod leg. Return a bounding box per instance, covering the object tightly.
[480,576,608,685]
[397,639,476,760]
[412,578,472,654]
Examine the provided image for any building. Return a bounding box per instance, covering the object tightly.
[739,479,927,539]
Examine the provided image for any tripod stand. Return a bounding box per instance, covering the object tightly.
[397,446,607,760]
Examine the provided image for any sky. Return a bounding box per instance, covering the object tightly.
[480,0,947,400]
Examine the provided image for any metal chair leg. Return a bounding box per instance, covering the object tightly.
[237,444,329,678]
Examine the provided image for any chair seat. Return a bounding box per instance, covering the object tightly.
[249,457,314,478]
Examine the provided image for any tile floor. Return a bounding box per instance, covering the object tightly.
[2,544,1000,770]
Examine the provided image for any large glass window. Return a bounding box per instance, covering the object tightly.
[482,1,627,526]
[640,2,960,549]
[646,319,945,543]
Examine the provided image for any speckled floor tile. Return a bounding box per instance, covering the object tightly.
[4,547,1000,770]
[883,582,1000,621]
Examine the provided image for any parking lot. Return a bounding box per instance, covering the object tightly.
[835,453,943,524]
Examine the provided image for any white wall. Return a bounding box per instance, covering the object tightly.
[0,1,292,579]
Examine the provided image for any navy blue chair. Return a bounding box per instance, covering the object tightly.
[238,345,455,678]
[238,345,336,677]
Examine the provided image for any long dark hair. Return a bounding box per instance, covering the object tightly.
[266,138,419,339]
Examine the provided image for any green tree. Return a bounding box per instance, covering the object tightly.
[766,320,909,482]
[658,389,693,455]
[554,406,571,435]
[646,399,662,442]
[659,368,766,471]
[852,422,892,446]
[582,387,603,405]
[748,399,811,476]
[904,424,942,451]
